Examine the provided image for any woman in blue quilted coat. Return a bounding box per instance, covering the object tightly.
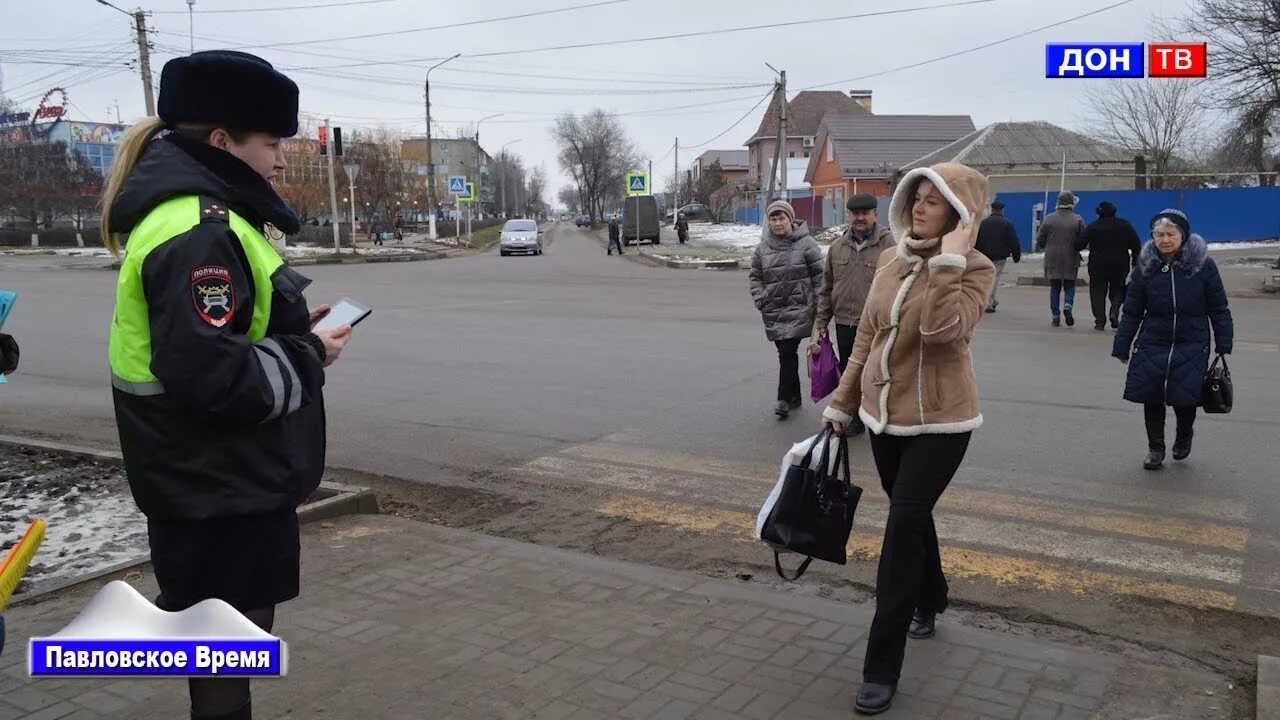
[1112,209,1232,470]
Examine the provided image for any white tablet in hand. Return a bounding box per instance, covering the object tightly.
[313,297,371,332]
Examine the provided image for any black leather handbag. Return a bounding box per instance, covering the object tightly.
[1202,354,1233,414]
[760,428,862,581]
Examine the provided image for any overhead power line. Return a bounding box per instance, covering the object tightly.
[679,89,776,151]
[154,0,400,13]
[285,0,994,70]
[226,0,628,50]
[802,0,1140,91]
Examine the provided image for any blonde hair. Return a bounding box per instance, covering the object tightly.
[99,120,250,256]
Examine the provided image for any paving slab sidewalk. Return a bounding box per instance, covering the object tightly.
[0,515,1244,719]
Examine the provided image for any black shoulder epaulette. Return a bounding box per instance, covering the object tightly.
[199,196,230,224]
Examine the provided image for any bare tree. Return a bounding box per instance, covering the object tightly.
[708,184,740,224]
[1084,79,1205,188]
[1179,0,1280,184]
[557,185,580,213]
[344,131,413,228]
[0,141,87,230]
[551,109,642,222]
[525,164,547,216]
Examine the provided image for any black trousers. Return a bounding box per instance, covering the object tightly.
[863,431,971,685]
[1089,269,1127,325]
[774,337,803,404]
[835,323,857,375]
[1144,403,1196,452]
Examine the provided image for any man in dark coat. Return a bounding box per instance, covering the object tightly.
[975,200,1022,313]
[1035,191,1086,326]
[676,214,689,244]
[607,215,624,255]
[1113,209,1232,470]
[1081,201,1141,330]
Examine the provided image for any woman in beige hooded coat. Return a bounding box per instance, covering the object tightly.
[821,163,994,715]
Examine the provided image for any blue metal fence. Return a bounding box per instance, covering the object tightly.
[993,186,1280,250]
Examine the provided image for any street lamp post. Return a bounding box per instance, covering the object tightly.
[186,0,195,53]
[474,112,501,222]
[500,139,522,217]
[424,53,460,240]
[344,163,360,252]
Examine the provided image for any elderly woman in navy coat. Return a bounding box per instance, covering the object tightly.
[1113,209,1233,470]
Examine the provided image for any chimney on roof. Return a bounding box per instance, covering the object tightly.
[849,89,872,113]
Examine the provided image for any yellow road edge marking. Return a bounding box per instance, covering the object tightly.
[544,448,1250,552]
[596,494,1239,613]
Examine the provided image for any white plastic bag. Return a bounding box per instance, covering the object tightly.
[756,431,841,540]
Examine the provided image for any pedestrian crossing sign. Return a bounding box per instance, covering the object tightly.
[458,181,475,203]
[448,176,467,194]
[626,171,648,197]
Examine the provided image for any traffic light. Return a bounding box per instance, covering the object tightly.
[334,127,343,157]
[318,126,328,156]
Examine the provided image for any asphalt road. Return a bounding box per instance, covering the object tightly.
[3,221,1279,670]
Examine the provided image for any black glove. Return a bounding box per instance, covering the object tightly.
[0,333,17,375]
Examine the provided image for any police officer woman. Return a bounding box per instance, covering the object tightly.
[101,51,351,720]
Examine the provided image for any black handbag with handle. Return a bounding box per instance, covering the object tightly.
[760,427,862,581]
[1202,353,1232,414]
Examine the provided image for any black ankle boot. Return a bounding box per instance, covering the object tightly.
[907,609,936,639]
[1172,430,1194,460]
[1143,450,1165,470]
[855,682,896,715]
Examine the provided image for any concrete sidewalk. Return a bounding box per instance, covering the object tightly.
[0,515,1243,719]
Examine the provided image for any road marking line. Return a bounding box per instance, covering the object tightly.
[563,440,1251,524]
[523,455,1244,585]
[547,445,1249,550]
[597,494,1239,613]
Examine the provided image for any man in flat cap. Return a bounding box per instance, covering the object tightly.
[814,193,894,435]
[975,199,1022,313]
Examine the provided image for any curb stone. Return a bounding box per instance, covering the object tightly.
[1260,655,1279,720]
[0,434,380,607]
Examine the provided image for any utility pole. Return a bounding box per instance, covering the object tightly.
[134,10,155,116]
[324,119,340,252]
[673,138,678,224]
[423,53,459,240]
[186,0,195,53]
[777,69,788,200]
[97,2,155,114]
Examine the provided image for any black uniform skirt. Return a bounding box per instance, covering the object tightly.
[147,508,300,613]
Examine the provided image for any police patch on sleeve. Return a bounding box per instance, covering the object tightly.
[190,265,236,328]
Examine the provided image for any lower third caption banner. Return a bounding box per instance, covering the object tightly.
[28,639,287,677]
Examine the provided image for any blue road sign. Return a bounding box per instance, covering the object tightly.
[448,176,467,194]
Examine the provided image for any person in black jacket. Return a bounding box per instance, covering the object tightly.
[100,51,352,720]
[1082,201,1142,330]
[974,200,1021,313]
[607,215,624,255]
[0,333,16,376]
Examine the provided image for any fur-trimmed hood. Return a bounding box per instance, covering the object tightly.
[889,162,989,261]
[1138,232,1208,278]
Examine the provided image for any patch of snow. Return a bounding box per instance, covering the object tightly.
[1,448,147,595]
[687,224,763,250]
[280,245,429,258]
[1207,240,1280,251]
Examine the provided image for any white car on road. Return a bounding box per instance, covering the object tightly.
[499,219,543,256]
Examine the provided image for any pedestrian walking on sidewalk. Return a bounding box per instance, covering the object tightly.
[607,215,624,255]
[749,200,823,420]
[975,199,1021,313]
[1035,191,1085,327]
[1112,209,1232,470]
[676,214,689,244]
[100,50,353,720]
[813,192,895,435]
[820,163,995,716]
[1081,201,1141,330]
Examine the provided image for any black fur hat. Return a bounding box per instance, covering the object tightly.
[158,51,299,138]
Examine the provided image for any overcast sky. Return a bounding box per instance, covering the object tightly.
[4,0,1196,200]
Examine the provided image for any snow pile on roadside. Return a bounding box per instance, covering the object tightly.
[1,447,147,594]
[814,224,849,243]
[688,223,762,250]
[280,244,429,258]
